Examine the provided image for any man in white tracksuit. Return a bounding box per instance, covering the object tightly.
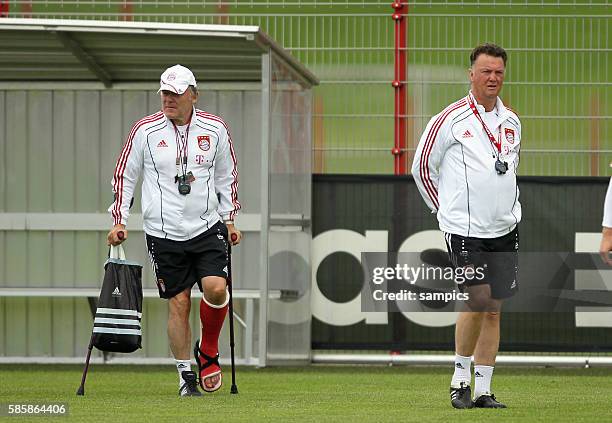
[107,64,242,397]
[412,44,521,409]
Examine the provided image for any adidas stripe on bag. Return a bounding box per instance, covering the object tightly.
[93,307,142,336]
[92,244,143,353]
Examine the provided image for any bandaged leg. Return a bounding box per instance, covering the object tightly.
[195,289,228,392]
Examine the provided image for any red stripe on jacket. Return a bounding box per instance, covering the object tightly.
[196,111,240,218]
[111,111,164,225]
[419,99,467,210]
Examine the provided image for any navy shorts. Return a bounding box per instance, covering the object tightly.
[444,227,519,300]
[146,221,229,299]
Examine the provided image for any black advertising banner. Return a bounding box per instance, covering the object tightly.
[311,175,611,352]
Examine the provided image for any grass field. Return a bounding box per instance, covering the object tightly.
[2,364,612,422]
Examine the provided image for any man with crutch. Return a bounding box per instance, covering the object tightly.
[107,64,242,396]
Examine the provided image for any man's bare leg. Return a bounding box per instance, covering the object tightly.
[168,287,202,396]
[168,288,192,360]
[452,284,493,385]
[455,311,485,357]
[473,308,502,402]
[450,284,499,408]
[474,310,501,366]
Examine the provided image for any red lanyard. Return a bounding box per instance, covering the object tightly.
[467,94,501,153]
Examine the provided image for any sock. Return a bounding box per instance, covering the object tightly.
[175,359,192,388]
[199,291,229,364]
[474,365,494,398]
[451,354,472,388]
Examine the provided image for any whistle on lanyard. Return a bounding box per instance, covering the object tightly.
[175,171,195,195]
[495,158,508,175]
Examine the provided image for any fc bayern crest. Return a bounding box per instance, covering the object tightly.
[504,128,515,144]
[198,135,210,151]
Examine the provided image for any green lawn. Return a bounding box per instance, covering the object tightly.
[1,364,611,422]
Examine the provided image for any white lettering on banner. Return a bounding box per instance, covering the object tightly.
[397,230,458,328]
[311,229,456,328]
[574,233,612,327]
[267,232,311,326]
[311,230,611,329]
[311,230,388,326]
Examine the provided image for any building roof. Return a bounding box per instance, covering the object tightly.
[0,18,318,87]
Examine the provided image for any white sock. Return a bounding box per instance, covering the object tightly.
[474,365,494,398]
[451,354,472,388]
[175,360,192,388]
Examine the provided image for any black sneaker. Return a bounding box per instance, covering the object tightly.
[474,393,507,408]
[450,382,474,408]
[450,382,474,409]
[179,371,203,397]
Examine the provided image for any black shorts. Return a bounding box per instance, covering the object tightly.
[444,227,519,300]
[146,221,229,299]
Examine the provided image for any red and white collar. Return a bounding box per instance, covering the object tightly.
[468,91,509,119]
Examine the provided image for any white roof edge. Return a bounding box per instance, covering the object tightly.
[0,17,260,35]
[0,18,318,86]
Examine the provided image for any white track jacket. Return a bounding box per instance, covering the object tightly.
[108,108,240,241]
[412,93,522,238]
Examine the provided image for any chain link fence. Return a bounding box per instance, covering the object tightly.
[2,1,610,175]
